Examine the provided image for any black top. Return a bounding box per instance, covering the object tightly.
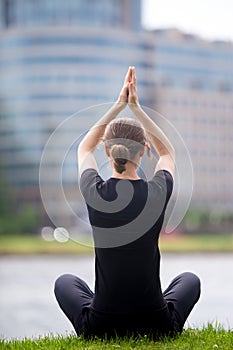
[80,168,173,315]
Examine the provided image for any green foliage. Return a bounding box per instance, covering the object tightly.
[0,168,39,235]
[182,207,233,234]
[0,203,40,235]
[16,206,40,234]
[0,169,13,217]
[0,325,233,350]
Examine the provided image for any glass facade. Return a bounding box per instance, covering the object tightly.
[0,26,154,193]
[151,30,233,209]
[0,0,141,31]
[154,41,233,91]
[1,3,233,221]
[0,0,143,205]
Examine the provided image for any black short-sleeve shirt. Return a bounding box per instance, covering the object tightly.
[80,169,173,315]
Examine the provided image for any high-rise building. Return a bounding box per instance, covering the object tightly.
[0,1,233,232]
[151,29,233,210]
[0,0,141,31]
[0,0,154,228]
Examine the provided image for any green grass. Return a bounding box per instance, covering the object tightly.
[0,233,233,255]
[159,233,233,253]
[0,234,93,255]
[1,325,233,349]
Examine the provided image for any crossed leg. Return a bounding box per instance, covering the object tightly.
[163,272,201,332]
[54,274,94,333]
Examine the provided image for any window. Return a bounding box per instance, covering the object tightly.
[218,82,232,92]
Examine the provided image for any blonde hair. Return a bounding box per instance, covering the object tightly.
[103,118,150,174]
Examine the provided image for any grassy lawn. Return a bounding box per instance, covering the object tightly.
[159,233,233,253]
[0,233,233,255]
[1,325,233,349]
[0,234,93,255]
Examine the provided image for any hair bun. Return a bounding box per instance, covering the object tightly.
[110,144,129,160]
[109,144,129,174]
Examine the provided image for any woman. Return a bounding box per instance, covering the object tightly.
[54,67,200,338]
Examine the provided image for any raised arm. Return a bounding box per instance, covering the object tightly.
[78,68,131,175]
[128,67,175,177]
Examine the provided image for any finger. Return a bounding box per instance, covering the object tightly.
[123,82,129,93]
[124,67,131,83]
[129,82,135,96]
[129,81,133,92]
[132,67,136,85]
[119,82,129,101]
[127,66,134,83]
[129,67,133,82]
[129,81,136,91]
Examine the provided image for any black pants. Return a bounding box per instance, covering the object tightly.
[54,272,200,338]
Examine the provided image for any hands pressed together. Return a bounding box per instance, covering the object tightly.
[117,66,139,106]
[78,65,175,177]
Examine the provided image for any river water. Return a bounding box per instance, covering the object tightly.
[0,253,233,339]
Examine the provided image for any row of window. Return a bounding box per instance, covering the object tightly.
[2,36,232,64]
[157,78,232,91]
[1,92,233,107]
[0,56,154,69]
[1,56,231,78]
[1,77,232,94]
[0,75,155,89]
[155,45,233,61]
[1,155,232,171]
[158,100,233,109]
[0,94,113,102]
[2,66,231,92]
[0,35,153,51]
[1,133,232,154]
[3,167,233,189]
[156,64,233,78]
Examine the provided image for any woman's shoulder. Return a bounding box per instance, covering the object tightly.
[149,169,173,183]
[80,168,104,191]
[80,167,98,177]
[148,169,173,200]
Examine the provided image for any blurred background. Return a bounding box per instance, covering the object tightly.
[0,0,233,339]
[0,0,233,238]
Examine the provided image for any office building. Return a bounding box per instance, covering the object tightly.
[0,1,233,231]
[0,0,154,228]
[151,29,233,210]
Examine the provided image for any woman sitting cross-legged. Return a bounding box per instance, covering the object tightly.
[54,66,201,339]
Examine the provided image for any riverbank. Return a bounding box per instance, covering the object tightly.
[1,325,233,350]
[1,254,233,338]
[0,233,233,255]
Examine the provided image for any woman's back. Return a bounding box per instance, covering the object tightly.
[80,168,173,314]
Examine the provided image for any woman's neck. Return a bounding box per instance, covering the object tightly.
[111,161,140,180]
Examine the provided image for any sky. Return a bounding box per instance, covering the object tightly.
[142,0,233,42]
